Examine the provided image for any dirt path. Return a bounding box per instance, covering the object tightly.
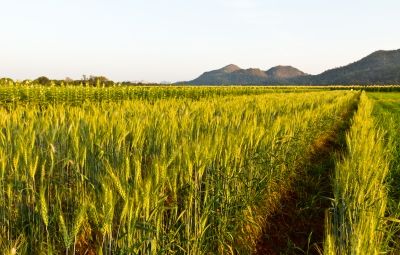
[255,100,358,255]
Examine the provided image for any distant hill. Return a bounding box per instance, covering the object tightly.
[266,66,307,84]
[302,49,400,85]
[181,49,400,85]
[183,65,307,85]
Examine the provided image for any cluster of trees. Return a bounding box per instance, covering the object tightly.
[0,76,167,87]
[0,76,111,86]
[33,75,115,86]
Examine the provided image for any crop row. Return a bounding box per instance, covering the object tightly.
[325,92,400,254]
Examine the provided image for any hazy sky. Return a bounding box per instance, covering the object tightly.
[1,0,399,82]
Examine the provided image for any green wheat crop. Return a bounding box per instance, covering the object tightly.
[0,86,358,254]
[324,92,393,255]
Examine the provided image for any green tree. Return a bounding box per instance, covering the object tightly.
[34,76,51,85]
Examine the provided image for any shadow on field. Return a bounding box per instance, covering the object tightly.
[255,98,359,255]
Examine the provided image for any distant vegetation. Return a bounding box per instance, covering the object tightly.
[0,76,164,87]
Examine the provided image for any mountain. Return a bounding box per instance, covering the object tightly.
[184,65,307,85]
[303,49,400,85]
[181,49,400,85]
[265,66,307,83]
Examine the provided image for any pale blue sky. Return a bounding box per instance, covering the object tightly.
[1,0,399,82]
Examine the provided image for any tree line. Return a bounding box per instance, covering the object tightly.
[0,76,167,87]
